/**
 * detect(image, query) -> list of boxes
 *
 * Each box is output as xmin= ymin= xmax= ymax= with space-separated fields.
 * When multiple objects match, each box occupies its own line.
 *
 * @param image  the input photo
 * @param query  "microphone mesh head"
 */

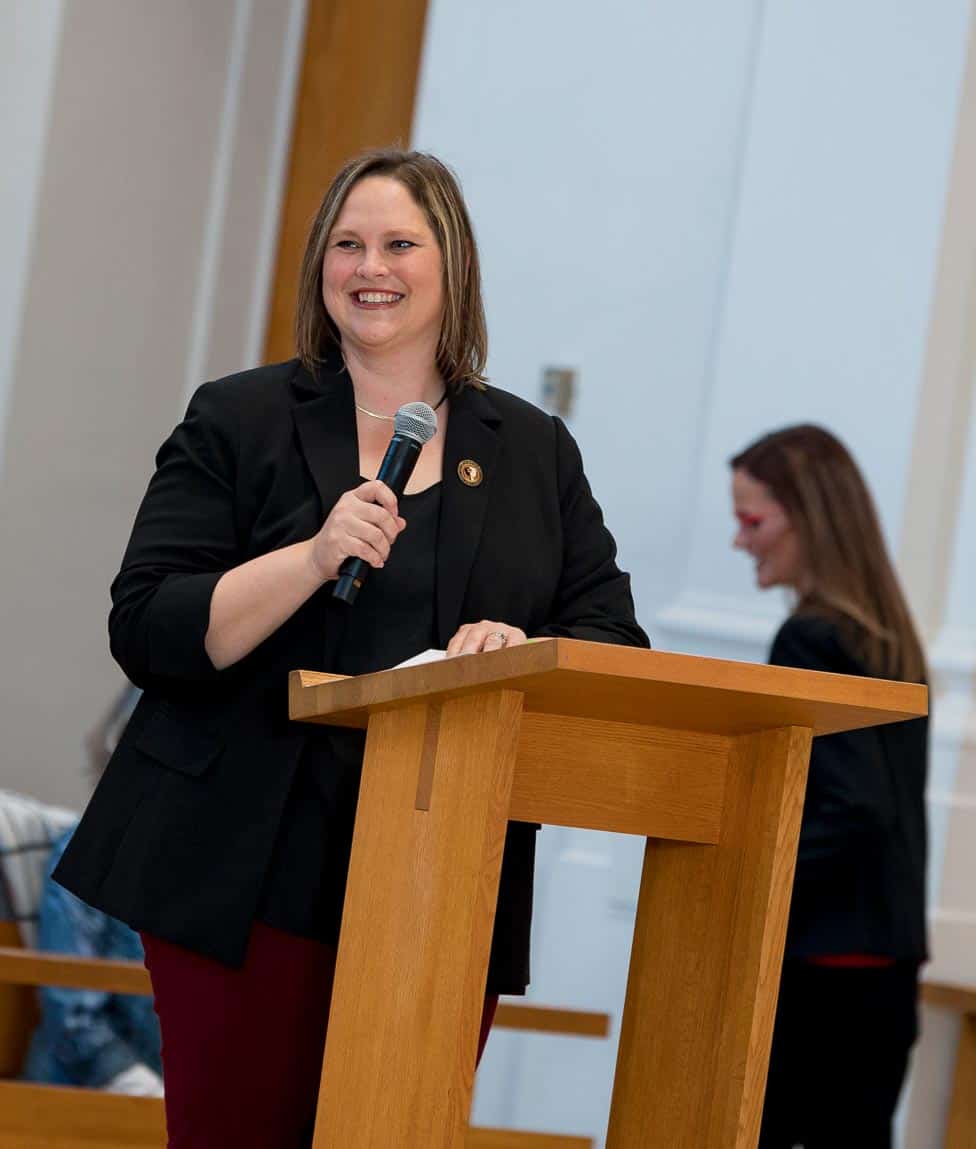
xmin=394 ymin=401 xmax=438 ymax=444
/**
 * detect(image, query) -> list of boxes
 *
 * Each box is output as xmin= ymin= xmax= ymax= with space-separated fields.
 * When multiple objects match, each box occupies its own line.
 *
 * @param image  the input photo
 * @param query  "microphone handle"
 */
xmin=332 ymin=435 xmax=422 ymax=604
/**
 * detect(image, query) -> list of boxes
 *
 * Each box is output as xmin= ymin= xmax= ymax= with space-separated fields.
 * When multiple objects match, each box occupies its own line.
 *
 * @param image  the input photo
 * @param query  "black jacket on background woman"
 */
xmin=54 ymin=358 xmax=648 ymax=993
xmin=769 ymin=613 xmax=928 ymax=962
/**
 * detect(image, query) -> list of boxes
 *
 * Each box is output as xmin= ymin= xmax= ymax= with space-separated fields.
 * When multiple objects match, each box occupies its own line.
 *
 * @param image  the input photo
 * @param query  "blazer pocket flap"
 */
xmin=133 ymin=706 xmax=223 ymax=777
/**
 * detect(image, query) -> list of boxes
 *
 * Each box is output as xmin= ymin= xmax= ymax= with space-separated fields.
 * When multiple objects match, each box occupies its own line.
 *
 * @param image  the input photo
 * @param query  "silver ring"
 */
xmin=488 ymin=631 xmax=508 ymax=647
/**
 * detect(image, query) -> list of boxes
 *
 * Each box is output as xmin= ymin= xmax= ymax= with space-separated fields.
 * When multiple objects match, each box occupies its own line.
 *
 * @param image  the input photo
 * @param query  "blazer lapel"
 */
xmin=290 ymin=361 xmax=359 ymax=668
xmin=436 ymin=386 xmax=502 ymax=645
xmin=291 ymin=362 xmax=359 ymax=516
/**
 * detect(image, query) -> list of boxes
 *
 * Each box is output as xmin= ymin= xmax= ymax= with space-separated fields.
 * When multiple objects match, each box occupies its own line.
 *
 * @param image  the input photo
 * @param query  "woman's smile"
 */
xmin=350 ymin=290 xmax=405 ymax=308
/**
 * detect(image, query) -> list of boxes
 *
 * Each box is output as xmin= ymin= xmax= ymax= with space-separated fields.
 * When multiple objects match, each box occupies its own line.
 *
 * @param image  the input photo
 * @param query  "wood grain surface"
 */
xmin=312 ymin=691 xmax=523 ymax=1148
xmin=263 ymin=0 xmax=430 ymax=363
xmin=605 ymin=725 xmax=812 ymax=1148
xmin=290 ymin=638 xmax=926 ymax=736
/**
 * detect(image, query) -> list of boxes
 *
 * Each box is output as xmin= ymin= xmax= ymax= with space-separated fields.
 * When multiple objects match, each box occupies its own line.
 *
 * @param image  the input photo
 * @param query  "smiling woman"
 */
xmin=294 ymin=150 xmax=487 ymax=395
xmin=52 ymin=148 xmax=649 ymax=1147
xmin=291 ymin=151 xmax=490 ymax=497
xmin=323 ymin=178 xmax=443 ymax=360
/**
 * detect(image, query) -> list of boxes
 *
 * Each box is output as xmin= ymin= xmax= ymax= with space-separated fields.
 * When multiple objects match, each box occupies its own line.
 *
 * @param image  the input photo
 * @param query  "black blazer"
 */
xmin=55 ymin=359 xmax=649 ymax=974
xmin=769 ymin=615 xmax=928 ymax=962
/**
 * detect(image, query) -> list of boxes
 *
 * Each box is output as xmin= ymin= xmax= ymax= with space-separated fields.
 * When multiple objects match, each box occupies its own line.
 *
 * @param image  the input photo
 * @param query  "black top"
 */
xmin=769 ymin=613 xmax=928 ymax=962
xmin=335 ymin=479 xmax=441 ymax=676
xmin=257 ymin=482 xmax=441 ymax=945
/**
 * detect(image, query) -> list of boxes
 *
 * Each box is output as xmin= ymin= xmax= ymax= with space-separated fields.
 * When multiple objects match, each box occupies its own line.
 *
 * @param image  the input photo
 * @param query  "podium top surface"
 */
xmin=289 ymin=638 xmax=926 ymax=737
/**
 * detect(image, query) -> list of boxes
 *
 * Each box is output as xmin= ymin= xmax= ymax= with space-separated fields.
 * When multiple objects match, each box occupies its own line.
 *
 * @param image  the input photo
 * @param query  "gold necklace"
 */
xmin=355 ymin=390 xmax=448 ymax=422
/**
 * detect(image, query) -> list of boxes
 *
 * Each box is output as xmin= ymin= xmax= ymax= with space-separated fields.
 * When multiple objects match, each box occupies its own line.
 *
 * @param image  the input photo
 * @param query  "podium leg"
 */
xmin=312 ymin=690 xmax=524 ymax=1149
xmin=606 ymin=725 xmax=811 ymax=1149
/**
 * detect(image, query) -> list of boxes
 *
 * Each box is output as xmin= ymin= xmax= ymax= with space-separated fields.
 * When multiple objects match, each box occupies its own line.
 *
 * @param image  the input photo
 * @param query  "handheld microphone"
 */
xmin=332 ymin=401 xmax=438 ymax=604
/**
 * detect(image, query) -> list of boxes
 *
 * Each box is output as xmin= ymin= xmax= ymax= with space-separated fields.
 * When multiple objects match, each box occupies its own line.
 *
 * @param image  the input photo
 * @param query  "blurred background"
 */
xmin=1 ymin=1 xmax=974 ymax=1144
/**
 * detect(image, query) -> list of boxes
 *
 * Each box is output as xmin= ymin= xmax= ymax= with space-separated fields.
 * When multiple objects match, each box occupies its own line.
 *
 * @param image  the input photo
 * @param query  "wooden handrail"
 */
xmin=466 ymin=1131 xmax=592 ymax=1149
xmin=494 ymin=1003 xmax=610 ymax=1038
xmin=0 ymin=1081 xmax=164 ymax=1144
xmin=0 ymin=954 xmax=608 ymax=1147
xmin=0 ymin=1083 xmax=595 ymax=1148
xmin=0 ymin=947 xmax=150 ymax=994
xmin=0 ymin=947 xmax=611 ymax=1038
xmin=921 ymin=980 xmax=976 ymax=1014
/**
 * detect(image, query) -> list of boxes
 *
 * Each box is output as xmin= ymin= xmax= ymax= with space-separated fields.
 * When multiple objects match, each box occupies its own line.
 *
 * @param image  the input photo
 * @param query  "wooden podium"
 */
xmin=289 ymin=638 xmax=926 ymax=1149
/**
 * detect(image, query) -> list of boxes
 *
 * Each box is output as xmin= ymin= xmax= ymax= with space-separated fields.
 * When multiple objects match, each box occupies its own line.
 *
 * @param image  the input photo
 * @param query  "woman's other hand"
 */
xmin=311 ymin=479 xmax=406 ymax=581
xmin=446 ymin=621 xmax=528 ymax=656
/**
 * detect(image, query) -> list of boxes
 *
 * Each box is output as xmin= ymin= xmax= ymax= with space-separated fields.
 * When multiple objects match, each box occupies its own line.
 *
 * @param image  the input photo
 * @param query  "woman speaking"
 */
xmin=54 ymin=149 xmax=648 ymax=1147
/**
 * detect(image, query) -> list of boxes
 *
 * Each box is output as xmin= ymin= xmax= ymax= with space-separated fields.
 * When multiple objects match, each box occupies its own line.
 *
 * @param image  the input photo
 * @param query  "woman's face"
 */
xmin=731 ymin=468 xmax=806 ymax=590
xmin=322 ymin=175 xmax=444 ymax=359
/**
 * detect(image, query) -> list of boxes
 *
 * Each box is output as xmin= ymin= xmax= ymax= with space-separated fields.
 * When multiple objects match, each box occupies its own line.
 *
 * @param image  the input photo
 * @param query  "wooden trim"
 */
xmin=0 ymin=946 xmax=611 ymax=1038
xmin=262 ymin=0 xmax=431 ymax=363
xmin=921 ymin=980 xmax=976 ymax=1015
xmin=0 ymin=927 xmax=37 ymax=1077
xmin=0 ymin=1084 xmax=591 ymax=1149
xmin=415 ymin=702 xmax=441 ymax=810
xmin=0 ymin=947 xmax=150 ymax=995
xmin=0 ymin=1081 xmax=164 ymax=1144
xmin=493 ymin=1003 xmax=610 ymax=1039
xmin=945 ymin=1015 xmax=976 ymax=1149
xmin=466 ymin=1131 xmax=593 ymax=1149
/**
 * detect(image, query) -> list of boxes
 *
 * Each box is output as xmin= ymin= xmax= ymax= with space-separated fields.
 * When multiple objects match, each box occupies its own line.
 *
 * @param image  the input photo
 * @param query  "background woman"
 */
xmin=731 ymin=424 xmax=927 ymax=1149
xmin=53 ymin=149 xmax=648 ymax=1148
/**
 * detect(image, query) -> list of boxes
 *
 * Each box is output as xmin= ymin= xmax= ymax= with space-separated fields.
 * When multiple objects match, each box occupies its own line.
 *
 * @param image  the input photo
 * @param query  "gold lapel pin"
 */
xmin=457 ymin=459 xmax=483 ymax=487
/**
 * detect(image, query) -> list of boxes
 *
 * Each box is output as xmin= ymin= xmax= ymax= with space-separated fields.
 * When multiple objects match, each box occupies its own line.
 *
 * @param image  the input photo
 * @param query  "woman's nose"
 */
xmin=357 ymin=247 xmax=388 ymax=279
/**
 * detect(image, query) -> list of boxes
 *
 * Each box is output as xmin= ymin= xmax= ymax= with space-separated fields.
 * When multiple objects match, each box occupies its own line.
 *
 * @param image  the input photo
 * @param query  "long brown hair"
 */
xmin=731 ymin=424 xmax=926 ymax=683
xmin=294 ymin=148 xmax=488 ymax=391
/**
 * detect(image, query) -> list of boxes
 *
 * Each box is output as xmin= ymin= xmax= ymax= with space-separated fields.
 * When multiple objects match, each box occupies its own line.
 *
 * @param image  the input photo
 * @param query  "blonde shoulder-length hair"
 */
xmin=294 ymin=148 xmax=488 ymax=392
xmin=731 ymin=424 xmax=926 ymax=683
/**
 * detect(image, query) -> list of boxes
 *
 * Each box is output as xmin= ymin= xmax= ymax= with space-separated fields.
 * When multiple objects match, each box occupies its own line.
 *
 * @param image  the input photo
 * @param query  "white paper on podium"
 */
xmin=391 ymin=648 xmax=448 ymax=670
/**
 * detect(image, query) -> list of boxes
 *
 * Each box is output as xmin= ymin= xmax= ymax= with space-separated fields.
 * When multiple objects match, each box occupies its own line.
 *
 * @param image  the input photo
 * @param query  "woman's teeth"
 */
xmin=356 ymin=292 xmax=402 ymax=303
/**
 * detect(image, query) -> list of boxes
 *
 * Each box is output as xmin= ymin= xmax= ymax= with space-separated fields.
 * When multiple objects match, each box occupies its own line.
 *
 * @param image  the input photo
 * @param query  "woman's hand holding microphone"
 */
xmin=309 ymin=479 xmax=405 ymax=581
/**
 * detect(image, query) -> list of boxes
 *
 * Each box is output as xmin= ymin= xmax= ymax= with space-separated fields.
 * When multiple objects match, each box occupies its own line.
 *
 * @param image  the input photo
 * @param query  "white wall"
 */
xmin=0 ymin=0 xmax=306 ymax=808
xmin=661 ymin=0 xmax=971 ymax=655
xmin=416 ymin=0 xmax=768 ymax=631
xmin=0 ymin=0 xmax=64 ymax=468
xmin=414 ymin=2 xmax=974 ymax=1145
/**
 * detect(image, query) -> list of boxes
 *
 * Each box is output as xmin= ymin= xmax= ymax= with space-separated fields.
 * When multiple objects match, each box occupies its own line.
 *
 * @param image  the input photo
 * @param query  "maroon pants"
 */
xmin=142 ymin=922 xmax=498 ymax=1149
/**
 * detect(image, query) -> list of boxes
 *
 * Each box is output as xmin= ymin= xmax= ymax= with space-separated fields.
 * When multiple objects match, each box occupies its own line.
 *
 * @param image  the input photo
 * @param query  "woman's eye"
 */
xmin=390 ymin=240 xmax=415 ymax=250
xmin=334 ymin=239 xmax=359 ymax=250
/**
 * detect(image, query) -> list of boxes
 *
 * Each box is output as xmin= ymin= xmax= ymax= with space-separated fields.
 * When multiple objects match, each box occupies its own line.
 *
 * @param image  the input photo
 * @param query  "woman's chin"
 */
xmin=346 ymin=325 xmax=399 ymax=350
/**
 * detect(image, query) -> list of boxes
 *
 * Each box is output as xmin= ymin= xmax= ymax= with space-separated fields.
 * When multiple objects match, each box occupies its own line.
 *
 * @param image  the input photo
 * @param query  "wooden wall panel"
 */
xmin=263 ymin=0 xmax=430 ymax=364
